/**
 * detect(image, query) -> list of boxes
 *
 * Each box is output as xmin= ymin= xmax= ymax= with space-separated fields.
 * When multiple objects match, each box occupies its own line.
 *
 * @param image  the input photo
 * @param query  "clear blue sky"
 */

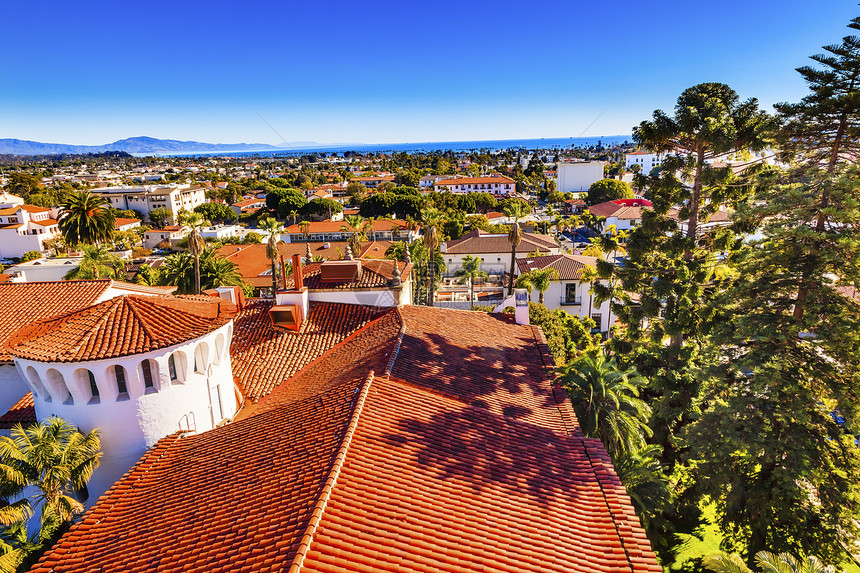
xmin=2 ymin=1 xmax=857 ymax=145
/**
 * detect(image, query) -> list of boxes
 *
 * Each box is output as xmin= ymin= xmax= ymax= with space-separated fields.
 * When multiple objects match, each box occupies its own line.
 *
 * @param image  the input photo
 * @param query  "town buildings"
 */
xmin=91 ymin=183 xmax=207 ymax=223
xmin=440 ymin=229 xmax=561 ymax=275
xmin=625 ymin=151 xmax=664 ymax=174
xmin=433 ymin=175 xmax=515 ymax=195
xmin=0 ymin=203 xmax=61 ymax=259
xmin=556 ymin=160 xmax=605 ymax=193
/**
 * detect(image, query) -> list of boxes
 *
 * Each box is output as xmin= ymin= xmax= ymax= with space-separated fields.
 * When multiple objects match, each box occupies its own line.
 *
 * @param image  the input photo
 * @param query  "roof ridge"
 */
xmin=383 ymin=309 xmax=408 ymax=376
xmin=124 ymin=296 xmax=158 ymax=345
xmin=286 ymin=371 xmax=375 ymax=573
xmin=58 ymin=297 xmax=123 ymax=361
xmin=580 ymin=439 xmax=637 ymax=573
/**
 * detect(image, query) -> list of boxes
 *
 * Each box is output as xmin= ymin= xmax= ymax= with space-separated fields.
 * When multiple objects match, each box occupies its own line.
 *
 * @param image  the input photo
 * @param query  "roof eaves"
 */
xmin=286 ymin=372 xmax=375 ymax=573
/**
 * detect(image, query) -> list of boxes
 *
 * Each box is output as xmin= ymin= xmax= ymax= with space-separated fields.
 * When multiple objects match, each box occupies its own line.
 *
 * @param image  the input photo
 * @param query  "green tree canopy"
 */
xmin=193 ymin=202 xmax=236 ymax=224
xmin=58 ymin=191 xmax=116 ymax=246
xmin=586 ymin=179 xmax=634 ymax=205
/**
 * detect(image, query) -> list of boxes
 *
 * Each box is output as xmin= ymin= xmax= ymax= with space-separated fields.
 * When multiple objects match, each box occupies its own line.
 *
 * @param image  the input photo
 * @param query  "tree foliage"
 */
xmin=58 ymin=191 xmax=116 ymax=246
xmin=586 ymin=178 xmax=634 ymax=205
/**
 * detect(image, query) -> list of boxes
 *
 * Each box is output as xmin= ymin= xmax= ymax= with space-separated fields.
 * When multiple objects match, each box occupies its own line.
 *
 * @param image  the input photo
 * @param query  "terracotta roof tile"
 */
xmin=0 ymin=280 xmax=115 ymax=363
xmin=230 ymin=300 xmax=389 ymax=402
xmin=30 ymin=305 xmax=660 ymax=573
xmin=0 ymin=393 xmax=35 ymax=429
xmin=444 ymin=230 xmax=558 ymax=255
xmin=9 ymin=295 xmax=236 ymax=363
xmin=285 ymin=260 xmax=410 ymax=290
xmin=516 ymin=253 xmax=598 ymax=280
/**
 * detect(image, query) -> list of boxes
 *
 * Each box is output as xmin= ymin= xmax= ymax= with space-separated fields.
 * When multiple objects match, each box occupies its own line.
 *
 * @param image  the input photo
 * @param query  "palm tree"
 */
xmin=259 ymin=217 xmax=282 ymax=297
xmin=345 ymin=214 xmax=367 ymax=256
xmin=556 ymin=351 xmax=651 ymax=459
xmin=524 ymin=267 xmax=559 ymax=305
xmin=422 ymin=208 xmax=445 ymax=306
xmin=180 ymin=212 xmax=206 ymax=294
xmin=515 ymin=273 xmax=534 ymax=301
xmin=298 ymin=220 xmax=311 ymax=241
xmin=58 ymin=191 xmax=116 ymax=247
xmin=199 ymin=250 xmax=244 ymax=290
xmin=504 ymin=202 xmax=528 ymax=295
xmin=160 ymin=252 xmax=195 ymax=293
xmin=611 ymin=444 xmax=672 ymax=530
xmin=0 ymin=418 xmax=100 ymax=548
xmin=63 ymin=245 xmax=125 ymax=280
xmin=704 ymin=551 xmax=835 ymax=573
xmin=453 ymin=255 xmax=488 ymax=309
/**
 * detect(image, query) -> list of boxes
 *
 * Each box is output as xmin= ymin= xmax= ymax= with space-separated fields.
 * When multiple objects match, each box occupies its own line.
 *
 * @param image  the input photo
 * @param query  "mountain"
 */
xmin=0 ymin=136 xmax=282 ymax=156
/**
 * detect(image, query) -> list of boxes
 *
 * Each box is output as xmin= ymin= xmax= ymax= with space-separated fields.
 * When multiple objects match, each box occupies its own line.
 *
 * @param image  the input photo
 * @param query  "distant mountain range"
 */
xmin=0 ymin=136 xmax=289 ymax=156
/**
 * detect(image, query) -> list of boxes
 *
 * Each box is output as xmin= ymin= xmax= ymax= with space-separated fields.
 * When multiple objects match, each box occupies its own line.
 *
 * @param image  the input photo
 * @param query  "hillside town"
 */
xmin=0 ymin=8 xmax=859 ymax=573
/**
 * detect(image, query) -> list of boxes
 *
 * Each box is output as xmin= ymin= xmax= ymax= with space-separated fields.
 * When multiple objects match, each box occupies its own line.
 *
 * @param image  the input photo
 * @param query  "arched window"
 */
xmin=168 ymin=352 xmax=187 ymax=384
xmin=75 ymin=368 xmax=99 ymax=403
xmin=140 ymin=359 xmax=158 ymax=393
xmin=194 ymin=343 xmax=209 ymax=375
xmin=214 ymin=334 xmax=224 ymax=366
xmin=25 ymin=365 xmax=46 ymax=401
xmin=46 ymin=368 xmax=72 ymax=404
xmin=110 ymin=365 xmax=129 ymax=400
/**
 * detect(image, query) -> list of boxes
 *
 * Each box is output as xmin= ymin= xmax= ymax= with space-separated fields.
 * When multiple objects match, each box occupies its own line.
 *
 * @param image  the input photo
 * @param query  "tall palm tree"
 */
xmin=704 ymin=551 xmax=835 ymax=573
xmin=259 ymin=217 xmax=283 ymax=297
xmin=524 ymin=267 xmax=559 ymax=305
xmin=180 ymin=212 xmax=206 ymax=294
xmin=422 ymin=208 xmax=445 ymax=306
xmin=504 ymin=202 xmax=528 ymax=295
xmin=556 ymin=351 xmax=651 ymax=459
xmin=199 ymin=250 xmax=244 ymax=290
xmin=63 ymin=245 xmax=125 ymax=280
xmin=0 ymin=417 xmax=100 ymax=539
xmin=345 ymin=214 xmax=367 ymax=256
xmin=160 ymin=252 xmax=195 ymax=293
xmin=453 ymin=255 xmax=488 ymax=309
xmin=58 ymin=191 xmax=116 ymax=246
xmin=298 ymin=220 xmax=311 ymax=241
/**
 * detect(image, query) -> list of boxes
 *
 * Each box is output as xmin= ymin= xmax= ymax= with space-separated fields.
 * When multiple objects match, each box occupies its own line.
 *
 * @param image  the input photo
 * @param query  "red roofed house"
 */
xmin=229 ymin=196 xmax=265 ymax=217
xmin=143 ymin=225 xmax=189 ymax=250
xmin=433 ymin=174 xmax=515 ymax=195
xmin=516 ymin=253 xmax=615 ymax=332
xmin=441 ymin=229 xmax=561 ymax=275
xmin=17 ymin=280 xmax=662 ymax=573
xmin=114 ymin=217 xmax=141 ymax=232
xmin=283 ymin=219 xmax=418 ymax=243
xmin=0 ymin=204 xmax=61 ymax=259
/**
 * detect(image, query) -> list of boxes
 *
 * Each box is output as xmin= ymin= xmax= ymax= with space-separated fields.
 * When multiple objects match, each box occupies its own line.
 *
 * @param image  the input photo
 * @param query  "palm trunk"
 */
xmin=194 ymin=254 xmax=201 ymax=294
xmin=428 ymin=252 xmax=435 ymax=306
xmin=538 ymin=290 xmax=544 ymax=305
xmin=507 ymin=244 xmax=517 ymax=295
xmin=469 ymin=277 xmax=474 ymax=310
xmin=271 ymin=259 xmax=277 ymax=298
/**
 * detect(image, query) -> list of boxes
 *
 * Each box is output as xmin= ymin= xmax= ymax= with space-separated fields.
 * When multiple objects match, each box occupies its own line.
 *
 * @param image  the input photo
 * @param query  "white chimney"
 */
xmin=492 ymin=288 xmax=530 ymax=325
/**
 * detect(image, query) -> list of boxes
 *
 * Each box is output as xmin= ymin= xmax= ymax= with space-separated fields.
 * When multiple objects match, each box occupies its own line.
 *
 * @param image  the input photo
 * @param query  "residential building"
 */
xmin=433 ymin=175 xmax=515 ymax=195
xmin=0 ymin=192 xmax=25 ymax=209
xmin=199 ymin=224 xmax=240 ymax=241
xmin=114 ymin=217 xmax=141 ymax=232
xmin=587 ymin=198 xmax=653 ymax=231
xmin=0 ymin=205 xmax=61 ymax=259
xmin=230 ymin=197 xmax=265 ymax=217
xmin=440 ymin=229 xmax=561 ymax=275
xmin=142 ymin=225 xmax=189 ymax=250
xmin=557 ymin=160 xmax=606 ymax=192
xmin=625 ymin=151 xmax=665 ymax=174
xmin=91 ymin=183 xmax=207 ymax=224
xmin=419 ymin=174 xmax=448 ymax=189
xmin=350 ymin=174 xmax=394 ymax=188
xmin=2 ymin=257 xmax=83 ymax=282
xmin=516 ymin=254 xmax=614 ymax=332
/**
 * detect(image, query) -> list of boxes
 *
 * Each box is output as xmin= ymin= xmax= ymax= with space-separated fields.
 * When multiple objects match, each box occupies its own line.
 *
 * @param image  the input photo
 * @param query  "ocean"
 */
xmin=152 ymin=135 xmax=633 ymax=158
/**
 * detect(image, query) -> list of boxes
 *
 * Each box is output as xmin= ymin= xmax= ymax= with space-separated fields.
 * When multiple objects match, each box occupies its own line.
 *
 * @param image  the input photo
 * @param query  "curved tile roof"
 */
xmin=9 ymin=295 xmax=236 ymax=363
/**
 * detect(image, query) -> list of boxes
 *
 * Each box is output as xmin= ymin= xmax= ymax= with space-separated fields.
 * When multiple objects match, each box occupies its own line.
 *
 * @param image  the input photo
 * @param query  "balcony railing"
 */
xmin=559 ymin=297 xmax=582 ymax=306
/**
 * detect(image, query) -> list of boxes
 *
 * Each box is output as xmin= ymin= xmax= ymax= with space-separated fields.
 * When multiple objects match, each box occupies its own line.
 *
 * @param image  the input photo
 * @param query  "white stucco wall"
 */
xmin=12 ymin=321 xmax=237 ymax=501
xmin=557 ymin=162 xmax=605 ymax=193
xmin=0 ymin=364 xmax=30 ymax=414
xmin=526 ymin=280 xmax=614 ymax=332
xmin=309 ymin=287 xmax=407 ymax=308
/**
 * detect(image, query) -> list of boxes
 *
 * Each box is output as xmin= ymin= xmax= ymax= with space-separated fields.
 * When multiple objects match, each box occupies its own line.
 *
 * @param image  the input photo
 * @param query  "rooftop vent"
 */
xmin=320 ymin=260 xmax=362 ymax=283
xmin=269 ymin=304 xmax=302 ymax=332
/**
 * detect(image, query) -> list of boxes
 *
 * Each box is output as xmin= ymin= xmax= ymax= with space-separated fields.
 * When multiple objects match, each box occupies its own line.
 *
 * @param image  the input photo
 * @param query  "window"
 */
xmin=168 ymin=354 xmax=178 ymax=381
xmin=115 ymin=365 xmax=128 ymax=396
xmin=565 ymin=284 xmax=578 ymax=304
xmin=88 ymin=370 xmax=99 ymax=401
xmin=142 ymin=360 xmax=154 ymax=389
xmin=591 ymin=314 xmax=603 ymax=331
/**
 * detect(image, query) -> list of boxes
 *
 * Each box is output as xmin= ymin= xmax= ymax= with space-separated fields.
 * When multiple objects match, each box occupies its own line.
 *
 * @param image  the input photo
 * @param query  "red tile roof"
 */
xmin=283 ymin=219 xmax=409 ymax=234
xmin=9 ymin=295 xmax=236 ymax=363
xmin=230 ymin=300 xmax=389 ymax=401
xmin=31 ymin=306 xmax=660 ymax=573
xmin=0 ymin=393 xmax=35 ymax=429
xmin=114 ymin=217 xmax=141 ymax=228
xmin=516 ymin=253 xmax=598 ymax=280
xmin=0 ymin=280 xmax=119 ymax=363
xmin=444 ymin=230 xmax=558 ymax=255
xmin=32 ymin=218 xmax=59 ymax=227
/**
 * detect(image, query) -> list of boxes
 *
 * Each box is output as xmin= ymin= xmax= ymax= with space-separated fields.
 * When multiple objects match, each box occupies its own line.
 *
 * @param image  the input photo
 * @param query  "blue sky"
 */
xmin=2 ymin=1 xmax=857 ymax=145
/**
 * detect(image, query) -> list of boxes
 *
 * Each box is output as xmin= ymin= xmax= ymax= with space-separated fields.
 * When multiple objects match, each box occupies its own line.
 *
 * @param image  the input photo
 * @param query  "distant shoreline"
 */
xmin=144 ymin=135 xmax=633 ymax=158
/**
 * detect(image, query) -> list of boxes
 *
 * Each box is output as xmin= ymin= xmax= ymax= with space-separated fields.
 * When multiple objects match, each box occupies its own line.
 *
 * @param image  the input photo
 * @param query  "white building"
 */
xmin=200 ymin=224 xmax=241 ymax=241
xmin=557 ymin=161 xmax=606 ymax=193
xmin=143 ymin=225 xmax=189 ymax=250
xmin=0 ymin=205 xmax=61 ymax=259
xmin=625 ymin=151 xmax=664 ymax=174
xmin=433 ymin=175 xmax=515 ymax=196
xmin=91 ymin=183 xmax=207 ymax=224
xmin=440 ymin=230 xmax=561 ymax=275
xmin=8 ymin=293 xmax=239 ymax=497
xmin=515 ymin=254 xmax=615 ymax=333
xmin=2 ymin=257 xmax=84 ymax=282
